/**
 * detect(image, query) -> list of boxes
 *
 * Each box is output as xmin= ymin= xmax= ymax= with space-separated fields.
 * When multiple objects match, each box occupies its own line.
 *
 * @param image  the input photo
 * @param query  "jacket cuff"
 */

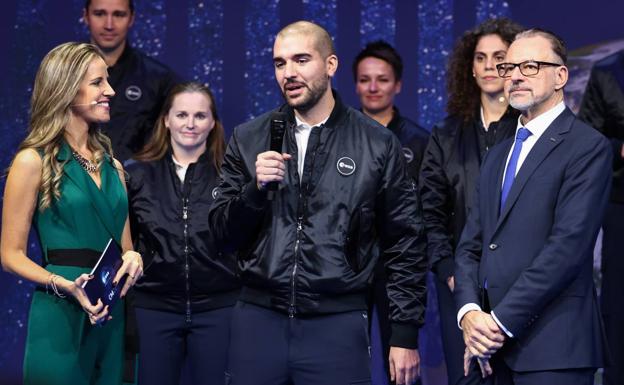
xmin=433 ymin=257 xmax=455 ymax=282
xmin=242 ymin=179 xmax=268 ymax=210
xmin=389 ymin=322 xmax=419 ymax=349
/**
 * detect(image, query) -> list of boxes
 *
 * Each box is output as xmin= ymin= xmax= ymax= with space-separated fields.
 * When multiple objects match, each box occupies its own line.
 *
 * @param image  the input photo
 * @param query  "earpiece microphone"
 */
xmin=70 ymin=101 xmax=99 ymax=107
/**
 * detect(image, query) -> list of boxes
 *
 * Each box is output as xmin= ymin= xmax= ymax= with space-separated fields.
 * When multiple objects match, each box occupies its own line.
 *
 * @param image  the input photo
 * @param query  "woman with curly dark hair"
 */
xmin=419 ymin=18 xmax=523 ymax=385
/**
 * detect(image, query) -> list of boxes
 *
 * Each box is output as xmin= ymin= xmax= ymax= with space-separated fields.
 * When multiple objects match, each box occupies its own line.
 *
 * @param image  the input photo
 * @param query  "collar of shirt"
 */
xmin=480 ymin=106 xmax=488 ymax=132
xmin=515 ymin=101 xmax=566 ymax=142
xmin=293 ymin=115 xmax=329 ymax=181
xmin=503 ymin=101 xmax=566 ymax=180
xmin=171 ymin=154 xmax=188 ymax=183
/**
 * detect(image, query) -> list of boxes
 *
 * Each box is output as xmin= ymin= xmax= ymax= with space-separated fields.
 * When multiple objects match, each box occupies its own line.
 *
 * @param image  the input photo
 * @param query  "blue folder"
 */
xmin=82 ymin=238 xmax=126 ymax=307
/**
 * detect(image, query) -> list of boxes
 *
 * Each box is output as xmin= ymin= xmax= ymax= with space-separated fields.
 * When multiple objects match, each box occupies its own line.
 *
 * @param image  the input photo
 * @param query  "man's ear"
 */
xmin=326 ymin=54 xmax=338 ymax=78
xmin=554 ymin=65 xmax=568 ymax=91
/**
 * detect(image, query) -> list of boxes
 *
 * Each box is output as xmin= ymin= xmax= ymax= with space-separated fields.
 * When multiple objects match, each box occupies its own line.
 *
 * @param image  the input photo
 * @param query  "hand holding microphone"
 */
xmin=256 ymin=112 xmax=291 ymax=196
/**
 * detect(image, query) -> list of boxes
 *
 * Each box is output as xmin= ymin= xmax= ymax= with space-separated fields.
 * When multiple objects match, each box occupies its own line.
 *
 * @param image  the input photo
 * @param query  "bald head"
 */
xmin=277 ymin=21 xmax=335 ymax=59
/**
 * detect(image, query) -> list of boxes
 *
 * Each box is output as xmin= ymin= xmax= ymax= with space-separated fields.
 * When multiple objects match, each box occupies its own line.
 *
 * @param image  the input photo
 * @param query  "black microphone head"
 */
xmin=270 ymin=112 xmax=287 ymax=153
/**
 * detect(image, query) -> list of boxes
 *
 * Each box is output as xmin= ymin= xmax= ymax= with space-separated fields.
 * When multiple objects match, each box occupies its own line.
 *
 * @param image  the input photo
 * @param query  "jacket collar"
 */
xmin=165 ymin=147 xmax=213 ymax=168
xmin=280 ymin=89 xmax=347 ymax=129
xmin=110 ymin=42 xmax=133 ymax=70
xmin=386 ymin=107 xmax=403 ymax=136
xmin=493 ymin=107 xmax=574 ymax=231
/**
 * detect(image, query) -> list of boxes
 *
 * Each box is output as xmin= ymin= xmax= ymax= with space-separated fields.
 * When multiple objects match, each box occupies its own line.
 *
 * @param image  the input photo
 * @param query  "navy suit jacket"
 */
xmin=454 ymin=107 xmax=612 ymax=371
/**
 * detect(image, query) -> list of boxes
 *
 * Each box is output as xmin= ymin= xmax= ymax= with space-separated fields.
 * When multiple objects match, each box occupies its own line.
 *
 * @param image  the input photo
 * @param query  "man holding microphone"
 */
xmin=209 ymin=21 xmax=427 ymax=385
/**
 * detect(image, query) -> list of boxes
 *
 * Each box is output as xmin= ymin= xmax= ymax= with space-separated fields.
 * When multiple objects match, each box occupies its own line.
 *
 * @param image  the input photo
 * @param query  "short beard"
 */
xmin=509 ymin=96 xmax=534 ymax=111
xmin=283 ymin=78 xmax=329 ymax=112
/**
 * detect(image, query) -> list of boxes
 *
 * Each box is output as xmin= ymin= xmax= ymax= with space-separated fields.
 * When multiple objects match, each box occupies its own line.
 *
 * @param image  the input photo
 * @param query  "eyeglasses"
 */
xmin=496 ymin=60 xmax=562 ymax=78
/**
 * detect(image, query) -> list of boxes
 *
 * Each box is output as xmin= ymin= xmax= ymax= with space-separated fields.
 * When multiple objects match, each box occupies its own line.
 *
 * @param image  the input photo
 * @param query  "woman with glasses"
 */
xmin=419 ymin=18 xmax=523 ymax=385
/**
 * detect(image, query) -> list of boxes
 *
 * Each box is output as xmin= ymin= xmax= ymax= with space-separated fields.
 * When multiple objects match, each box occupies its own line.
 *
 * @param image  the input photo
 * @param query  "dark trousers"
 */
xmin=469 ymin=355 xmax=595 ymax=385
xmin=435 ymin=278 xmax=484 ymax=385
xmin=226 ymin=301 xmax=372 ymax=385
xmin=602 ymin=202 xmax=624 ymax=385
xmin=135 ymin=306 xmax=233 ymax=385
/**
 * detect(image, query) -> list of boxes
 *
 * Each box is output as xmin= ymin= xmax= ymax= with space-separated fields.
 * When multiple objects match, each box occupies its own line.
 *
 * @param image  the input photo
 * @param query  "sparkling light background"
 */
xmin=360 ymin=0 xmax=396 ymax=46
xmin=476 ymin=0 xmax=511 ymax=23
xmin=0 ymin=1 xmax=524 ymax=383
xmin=188 ymin=0 xmax=225 ymax=105
xmin=244 ymin=0 xmax=282 ymax=120
xmin=416 ymin=0 xmax=453 ymax=128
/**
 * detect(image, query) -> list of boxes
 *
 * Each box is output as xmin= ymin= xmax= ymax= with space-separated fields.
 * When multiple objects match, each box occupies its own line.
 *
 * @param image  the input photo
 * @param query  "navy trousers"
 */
xmin=467 ymin=355 xmax=596 ymax=385
xmin=135 ymin=306 xmax=233 ymax=385
xmin=226 ymin=301 xmax=372 ymax=385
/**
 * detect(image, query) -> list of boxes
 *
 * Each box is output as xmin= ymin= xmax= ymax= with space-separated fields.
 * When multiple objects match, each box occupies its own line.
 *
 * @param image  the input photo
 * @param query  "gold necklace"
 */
xmin=71 ymin=150 xmax=98 ymax=173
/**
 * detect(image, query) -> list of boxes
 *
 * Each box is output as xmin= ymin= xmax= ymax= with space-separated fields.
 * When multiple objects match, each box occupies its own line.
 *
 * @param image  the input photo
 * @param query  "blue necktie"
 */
xmin=500 ymin=127 xmax=532 ymax=210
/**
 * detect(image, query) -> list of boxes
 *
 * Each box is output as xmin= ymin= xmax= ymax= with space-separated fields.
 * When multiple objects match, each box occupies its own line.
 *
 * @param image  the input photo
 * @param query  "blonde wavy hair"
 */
xmin=16 ymin=42 xmax=114 ymax=210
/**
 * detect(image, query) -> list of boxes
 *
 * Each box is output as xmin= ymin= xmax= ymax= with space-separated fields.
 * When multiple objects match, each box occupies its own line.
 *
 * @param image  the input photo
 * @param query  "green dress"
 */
xmin=23 ymin=142 xmax=128 ymax=385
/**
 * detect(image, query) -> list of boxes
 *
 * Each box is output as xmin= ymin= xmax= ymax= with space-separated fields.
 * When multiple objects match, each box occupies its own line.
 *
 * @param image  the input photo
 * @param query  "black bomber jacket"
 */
xmin=208 ymin=91 xmax=427 ymax=348
xmin=126 ymin=151 xmax=240 ymax=315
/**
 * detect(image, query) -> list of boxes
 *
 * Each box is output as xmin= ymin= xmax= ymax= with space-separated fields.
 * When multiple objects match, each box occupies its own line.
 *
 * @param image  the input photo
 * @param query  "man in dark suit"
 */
xmin=454 ymin=29 xmax=611 ymax=384
xmin=578 ymin=48 xmax=624 ymax=385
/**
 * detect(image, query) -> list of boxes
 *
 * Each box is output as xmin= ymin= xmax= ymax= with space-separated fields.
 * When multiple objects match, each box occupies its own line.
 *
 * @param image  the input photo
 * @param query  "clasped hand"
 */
xmin=460 ymin=310 xmax=505 ymax=378
xmin=58 ymin=250 xmax=143 ymax=325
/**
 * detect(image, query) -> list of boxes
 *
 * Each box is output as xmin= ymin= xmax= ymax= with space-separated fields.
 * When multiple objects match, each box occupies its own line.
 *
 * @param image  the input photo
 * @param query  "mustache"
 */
xmin=508 ymin=84 xmax=531 ymax=92
xmin=284 ymin=79 xmax=306 ymax=87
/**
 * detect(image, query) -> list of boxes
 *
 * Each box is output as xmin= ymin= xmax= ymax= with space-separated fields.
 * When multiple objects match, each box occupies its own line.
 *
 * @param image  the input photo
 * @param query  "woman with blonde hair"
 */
xmin=126 ymin=82 xmax=238 ymax=385
xmin=1 ymin=42 xmax=143 ymax=385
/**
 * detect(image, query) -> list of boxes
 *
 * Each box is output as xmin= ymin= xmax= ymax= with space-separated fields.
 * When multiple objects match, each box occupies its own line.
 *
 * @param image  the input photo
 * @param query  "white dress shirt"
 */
xmin=457 ymin=101 xmax=567 ymax=337
xmin=294 ymin=115 xmax=329 ymax=181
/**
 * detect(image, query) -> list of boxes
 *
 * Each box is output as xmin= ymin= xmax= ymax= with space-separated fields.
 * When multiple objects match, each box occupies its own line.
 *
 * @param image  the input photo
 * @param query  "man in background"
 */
xmin=83 ymin=0 xmax=178 ymax=161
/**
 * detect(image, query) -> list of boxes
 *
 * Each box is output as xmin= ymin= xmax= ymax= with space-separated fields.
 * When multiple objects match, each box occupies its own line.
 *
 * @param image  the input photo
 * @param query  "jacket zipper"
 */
xmin=182 ymin=196 xmax=191 ymax=323
xmin=290 ymin=213 xmax=303 ymax=318
xmin=289 ymin=120 xmax=304 ymax=318
xmin=288 ymin=124 xmax=321 ymax=318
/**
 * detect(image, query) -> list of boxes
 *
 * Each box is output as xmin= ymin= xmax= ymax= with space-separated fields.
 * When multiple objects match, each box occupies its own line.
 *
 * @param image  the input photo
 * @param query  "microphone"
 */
xmin=267 ymin=112 xmax=287 ymax=197
xmin=71 ymin=101 xmax=99 ymax=107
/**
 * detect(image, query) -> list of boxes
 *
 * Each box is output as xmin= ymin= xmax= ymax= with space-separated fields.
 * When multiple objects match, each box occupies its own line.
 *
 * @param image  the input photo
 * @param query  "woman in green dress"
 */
xmin=0 ymin=42 xmax=143 ymax=385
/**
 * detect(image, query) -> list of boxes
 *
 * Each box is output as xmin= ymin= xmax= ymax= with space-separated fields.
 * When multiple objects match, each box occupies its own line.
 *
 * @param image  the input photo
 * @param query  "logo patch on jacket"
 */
xmin=211 ymin=187 xmax=219 ymax=199
xmin=336 ymin=157 xmax=356 ymax=176
xmin=125 ymin=85 xmax=142 ymax=101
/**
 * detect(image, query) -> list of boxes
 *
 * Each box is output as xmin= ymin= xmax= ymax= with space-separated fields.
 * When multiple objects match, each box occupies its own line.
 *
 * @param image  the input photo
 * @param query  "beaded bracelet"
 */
xmin=47 ymin=274 xmax=66 ymax=298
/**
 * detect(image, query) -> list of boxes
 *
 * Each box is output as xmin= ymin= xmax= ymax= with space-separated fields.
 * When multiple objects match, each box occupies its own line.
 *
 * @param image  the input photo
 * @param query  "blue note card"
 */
xmin=82 ymin=239 xmax=126 ymax=307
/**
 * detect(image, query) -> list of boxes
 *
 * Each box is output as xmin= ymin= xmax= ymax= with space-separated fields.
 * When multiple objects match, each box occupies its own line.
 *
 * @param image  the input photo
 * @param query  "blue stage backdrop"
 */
xmin=0 ymin=1 xmax=622 ymax=383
